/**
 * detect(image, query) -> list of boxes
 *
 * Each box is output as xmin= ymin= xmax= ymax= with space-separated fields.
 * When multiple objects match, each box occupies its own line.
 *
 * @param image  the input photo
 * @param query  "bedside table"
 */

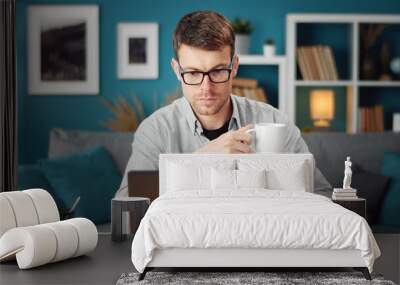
xmin=111 ymin=197 xmax=150 ymax=242
xmin=332 ymin=198 xmax=366 ymax=219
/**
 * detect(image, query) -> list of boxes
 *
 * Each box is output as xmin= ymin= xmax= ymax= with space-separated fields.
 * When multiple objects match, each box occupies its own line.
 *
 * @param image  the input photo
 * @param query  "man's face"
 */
xmin=171 ymin=44 xmax=239 ymax=116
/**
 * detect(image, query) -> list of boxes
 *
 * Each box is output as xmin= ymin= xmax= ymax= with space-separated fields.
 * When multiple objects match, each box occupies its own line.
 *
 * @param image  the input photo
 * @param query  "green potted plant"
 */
xmin=263 ymin=38 xmax=276 ymax=58
xmin=231 ymin=17 xmax=254 ymax=55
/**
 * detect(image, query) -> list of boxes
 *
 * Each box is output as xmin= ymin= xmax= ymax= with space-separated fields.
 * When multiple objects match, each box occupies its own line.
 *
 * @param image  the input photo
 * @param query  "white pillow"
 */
xmin=236 ymin=169 xmax=267 ymax=189
xmin=211 ymin=168 xmax=268 ymax=190
xmin=167 ymin=160 xmax=235 ymax=192
xmin=238 ymin=159 xmax=308 ymax=191
xmin=211 ymin=168 xmax=236 ymax=190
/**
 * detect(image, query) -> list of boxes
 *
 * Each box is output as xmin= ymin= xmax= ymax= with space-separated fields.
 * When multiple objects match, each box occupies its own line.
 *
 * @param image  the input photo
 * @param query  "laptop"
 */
xmin=127 ymin=170 xmax=159 ymax=202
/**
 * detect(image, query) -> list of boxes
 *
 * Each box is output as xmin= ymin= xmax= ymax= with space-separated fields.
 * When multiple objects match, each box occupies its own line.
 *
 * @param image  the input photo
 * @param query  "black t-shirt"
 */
xmin=202 ymin=120 xmax=230 ymax=141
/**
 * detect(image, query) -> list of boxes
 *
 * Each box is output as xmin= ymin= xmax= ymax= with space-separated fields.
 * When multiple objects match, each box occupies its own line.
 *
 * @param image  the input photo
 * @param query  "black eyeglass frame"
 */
xmin=177 ymin=59 xmax=234 ymax=85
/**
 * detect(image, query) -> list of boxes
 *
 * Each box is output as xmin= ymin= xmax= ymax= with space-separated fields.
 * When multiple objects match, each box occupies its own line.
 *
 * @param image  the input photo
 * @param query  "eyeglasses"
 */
xmin=178 ymin=60 xmax=233 ymax=85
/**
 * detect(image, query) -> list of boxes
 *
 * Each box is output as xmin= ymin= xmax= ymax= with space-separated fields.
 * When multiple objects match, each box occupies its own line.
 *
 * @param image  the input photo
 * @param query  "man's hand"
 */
xmin=195 ymin=124 xmax=254 ymax=154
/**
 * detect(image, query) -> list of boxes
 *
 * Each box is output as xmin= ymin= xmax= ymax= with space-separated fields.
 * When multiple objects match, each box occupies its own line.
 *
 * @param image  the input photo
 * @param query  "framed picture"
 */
xmin=27 ymin=5 xmax=99 ymax=95
xmin=117 ymin=23 xmax=158 ymax=79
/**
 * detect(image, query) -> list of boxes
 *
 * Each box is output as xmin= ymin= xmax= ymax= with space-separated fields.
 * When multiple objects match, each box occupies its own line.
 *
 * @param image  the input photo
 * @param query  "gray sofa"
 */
xmin=47 ymin=128 xmax=400 ymax=282
xmin=303 ymin=131 xmax=400 ymax=191
xmin=48 ymin=128 xmax=400 ymax=230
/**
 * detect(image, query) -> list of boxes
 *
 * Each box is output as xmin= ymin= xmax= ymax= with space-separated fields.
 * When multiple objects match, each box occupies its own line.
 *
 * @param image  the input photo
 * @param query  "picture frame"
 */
xmin=117 ymin=23 xmax=159 ymax=79
xmin=27 ymin=5 xmax=99 ymax=95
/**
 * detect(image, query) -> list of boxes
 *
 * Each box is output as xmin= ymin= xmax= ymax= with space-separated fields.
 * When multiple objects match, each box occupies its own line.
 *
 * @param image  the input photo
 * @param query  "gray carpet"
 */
xmin=116 ymin=271 xmax=396 ymax=285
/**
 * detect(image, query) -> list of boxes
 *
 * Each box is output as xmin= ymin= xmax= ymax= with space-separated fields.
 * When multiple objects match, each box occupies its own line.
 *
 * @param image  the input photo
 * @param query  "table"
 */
xmin=332 ymin=198 xmax=367 ymax=219
xmin=111 ymin=197 xmax=150 ymax=242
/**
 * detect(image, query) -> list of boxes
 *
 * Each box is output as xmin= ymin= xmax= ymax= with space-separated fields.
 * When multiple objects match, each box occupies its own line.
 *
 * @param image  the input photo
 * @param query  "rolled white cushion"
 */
xmin=0 ymin=191 xmax=39 ymax=227
xmin=0 ymin=196 xmax=17 ymax=237
xmin=0 ymin=226 xmax=57 ymax=269
xmin=23 ymin=189 xmax=60 ymax=224
xmin=0 ymin=218 xmax=97 ymax=269
xmin=65 ymin=218 xmax=98 ymax=257
xmin=42 ymin=221 xmax=79 ymax=262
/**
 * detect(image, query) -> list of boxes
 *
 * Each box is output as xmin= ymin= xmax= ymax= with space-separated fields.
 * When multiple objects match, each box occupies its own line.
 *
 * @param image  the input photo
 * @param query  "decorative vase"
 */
xmin=235 ymin=34 xmax=250 ymax=55
xmin=263 ymin=44 xmax=276 ymax=57
xmin=390 ymin=57 xmax=400 ymax=79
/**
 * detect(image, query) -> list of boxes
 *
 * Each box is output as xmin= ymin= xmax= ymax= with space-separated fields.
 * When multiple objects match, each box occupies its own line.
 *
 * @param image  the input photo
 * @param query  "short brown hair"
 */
xmin=173 ymin=11 xmax=235 ymax=60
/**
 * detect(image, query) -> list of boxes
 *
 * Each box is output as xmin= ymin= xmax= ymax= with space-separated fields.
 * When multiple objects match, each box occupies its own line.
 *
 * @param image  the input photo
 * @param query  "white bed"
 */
xmin=131 ymin=154 xmax=380 ymax=280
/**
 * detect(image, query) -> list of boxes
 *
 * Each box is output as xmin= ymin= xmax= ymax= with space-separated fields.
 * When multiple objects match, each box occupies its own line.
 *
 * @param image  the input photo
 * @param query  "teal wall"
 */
xmin=17 ymin=0 xmax=400 ymax=164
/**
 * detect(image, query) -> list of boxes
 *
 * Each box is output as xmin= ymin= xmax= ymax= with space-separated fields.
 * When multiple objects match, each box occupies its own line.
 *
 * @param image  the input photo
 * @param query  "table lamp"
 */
xmin=310 ymin=89 xmax=335 ymax=128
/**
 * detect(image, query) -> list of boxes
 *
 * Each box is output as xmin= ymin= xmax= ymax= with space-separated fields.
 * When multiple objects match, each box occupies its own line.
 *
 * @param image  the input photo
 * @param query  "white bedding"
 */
xmin=131 ymin=190 xmax=380 ymax=273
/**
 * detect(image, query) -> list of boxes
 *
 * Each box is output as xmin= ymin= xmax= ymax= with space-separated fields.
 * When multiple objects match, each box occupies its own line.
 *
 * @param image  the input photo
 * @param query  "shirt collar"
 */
xmin=177 ymin=94 xmax=242 ymax=135
xmin=177 ymin=96 xmax=200 ymax=135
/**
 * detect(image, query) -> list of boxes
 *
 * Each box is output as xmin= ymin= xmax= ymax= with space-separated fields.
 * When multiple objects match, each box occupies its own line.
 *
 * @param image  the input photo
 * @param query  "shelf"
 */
xmin=287 ymin=13 xmax=400 ymax=133
xmin=295 ymin=80 xmax=353 ymax=87
xmin=357 ymin=81 xmax=400 ymax=87
xmin=239 ymin=55 xmax=286 ymax=65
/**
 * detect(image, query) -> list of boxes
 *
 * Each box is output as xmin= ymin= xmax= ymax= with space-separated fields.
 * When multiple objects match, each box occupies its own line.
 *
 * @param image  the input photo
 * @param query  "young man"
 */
xmin=117 ymin=10 xmax=331 ymax=197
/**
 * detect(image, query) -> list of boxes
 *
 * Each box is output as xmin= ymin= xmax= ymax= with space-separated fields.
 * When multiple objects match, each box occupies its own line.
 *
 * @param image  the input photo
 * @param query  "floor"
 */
xmin=0 ymin=233 xmax=133 ymax=285
xmin=1 ymin=226 xmax=398 ymax=284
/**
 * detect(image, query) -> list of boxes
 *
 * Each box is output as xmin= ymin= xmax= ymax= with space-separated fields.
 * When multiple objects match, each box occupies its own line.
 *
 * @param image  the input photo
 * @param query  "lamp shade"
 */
xmin=310 ymin=90 xmax=335 ymax=120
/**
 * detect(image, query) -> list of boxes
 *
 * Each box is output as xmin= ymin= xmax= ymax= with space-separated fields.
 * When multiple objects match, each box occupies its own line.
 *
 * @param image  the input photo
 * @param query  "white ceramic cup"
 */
xmin=246 ymin=123 xmax=286 ymax=153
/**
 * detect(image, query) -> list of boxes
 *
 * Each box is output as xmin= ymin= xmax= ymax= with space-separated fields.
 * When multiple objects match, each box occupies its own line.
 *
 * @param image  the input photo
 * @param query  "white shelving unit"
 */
xmin=238 ymin=55 xmax=287 ymax=113
xmin=286 ymin=14 xmax=400 ymax=133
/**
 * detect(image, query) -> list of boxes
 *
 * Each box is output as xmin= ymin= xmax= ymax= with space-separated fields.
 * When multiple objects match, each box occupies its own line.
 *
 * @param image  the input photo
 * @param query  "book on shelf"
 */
xmin=332 ymin=187 xmax=358 ymax=200
xmin=332 ymin=194 xmax=359 ymax=200
xmin=333 ymin=188 xmax=357 ymax=193
xmin=232 ymin=77 xmax=268 ymax=103
xmin=296 ymin=45 xmax=339 ymax=81
xmin=333 ymin=192 xmax=358 ymax=197
xmin=358 ymin=105 xmax=384 ymax=132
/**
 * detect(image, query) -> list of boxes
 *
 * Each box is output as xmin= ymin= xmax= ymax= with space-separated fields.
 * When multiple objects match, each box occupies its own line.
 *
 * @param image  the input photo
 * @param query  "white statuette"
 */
xmin=343 ymin=156 xmax=353 ymax=190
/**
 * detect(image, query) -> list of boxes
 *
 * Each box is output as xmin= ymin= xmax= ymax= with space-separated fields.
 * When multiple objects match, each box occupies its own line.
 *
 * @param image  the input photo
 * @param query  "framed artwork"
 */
xmin=27 ymin=5 xmax=99 ymax=95
xmin=117 ymin=23 xmax=159 ymax=79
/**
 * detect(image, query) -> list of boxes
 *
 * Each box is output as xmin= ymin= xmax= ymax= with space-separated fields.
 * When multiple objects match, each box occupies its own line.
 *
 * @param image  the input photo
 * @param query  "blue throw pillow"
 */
xmin=18 ymin=164 xmax=52 ymax=190
xmin=39 ymin=146 xmax=121 ymax=224
xmin=18 ymin=164 xmax=64 ymax=207
xmin=379 ymin=151 xmax=400 ymax=227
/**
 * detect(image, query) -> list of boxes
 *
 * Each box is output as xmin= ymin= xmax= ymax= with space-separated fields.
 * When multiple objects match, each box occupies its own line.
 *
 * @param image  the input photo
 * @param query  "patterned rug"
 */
xmin=116 ymin=271 xmax=396 ymax=285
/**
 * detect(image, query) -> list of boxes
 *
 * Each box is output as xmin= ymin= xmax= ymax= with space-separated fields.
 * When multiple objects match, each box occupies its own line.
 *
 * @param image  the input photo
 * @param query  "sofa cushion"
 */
xmin=351 ymin=164 xmax=390 ymax=224
xmin=39 ymin=146 xmax=121 ymax=224
xmin=48 ymin=128 xmax=133 ymax=175
xmin=378 ymin=151 xmax=400 ymax=227
xmin=18 ymin=164 xmax=63 ymax=207
xmin=18 ymin=164 xmax=52 ymax=191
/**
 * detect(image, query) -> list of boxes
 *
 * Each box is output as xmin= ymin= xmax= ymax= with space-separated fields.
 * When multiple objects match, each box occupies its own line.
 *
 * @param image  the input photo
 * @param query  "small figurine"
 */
xmin=343 ymin=156 xmax=353 ymax=189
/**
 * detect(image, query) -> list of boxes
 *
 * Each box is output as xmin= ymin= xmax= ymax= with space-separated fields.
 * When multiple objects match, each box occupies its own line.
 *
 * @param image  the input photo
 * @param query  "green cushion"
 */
xmin=378 ymin=151 xmax=400 ymax=227
xmin=39 ymin=146 xmax=121 ymax=224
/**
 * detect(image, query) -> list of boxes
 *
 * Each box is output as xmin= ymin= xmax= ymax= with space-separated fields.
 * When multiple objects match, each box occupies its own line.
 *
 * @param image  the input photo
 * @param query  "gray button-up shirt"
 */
xmin=117 ymin=95 xmax=331 ymax=197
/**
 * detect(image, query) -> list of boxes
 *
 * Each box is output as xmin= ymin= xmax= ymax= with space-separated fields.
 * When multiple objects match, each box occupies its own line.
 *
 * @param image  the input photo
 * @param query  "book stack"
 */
xmin=296 ymin=45 xmax=339 ymax=80
xmin=358 ymin=105 xmax=385 ymax=132
xmin=232 ymin=77 xmax=268 ymax=103
xmin=332 ymin=188 xmax=358 ymax=200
